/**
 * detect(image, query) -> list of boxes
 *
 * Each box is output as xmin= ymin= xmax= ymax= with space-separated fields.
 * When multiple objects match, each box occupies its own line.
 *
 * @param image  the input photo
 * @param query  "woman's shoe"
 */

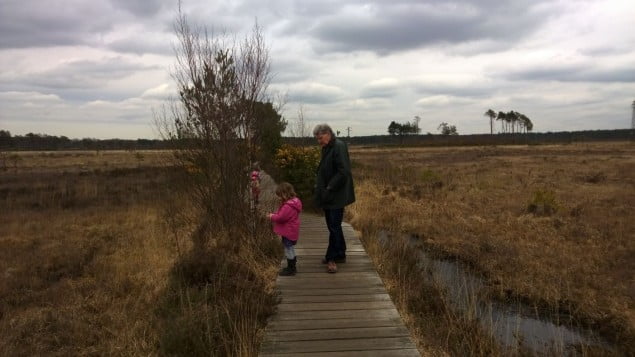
xmin=327 ymin=262 xmax=337 ymax=273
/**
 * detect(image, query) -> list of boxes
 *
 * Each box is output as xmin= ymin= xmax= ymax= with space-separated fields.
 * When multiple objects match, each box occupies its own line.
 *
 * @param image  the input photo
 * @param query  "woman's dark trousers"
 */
xmin=324 ymin=208 xmax=346 ymax=261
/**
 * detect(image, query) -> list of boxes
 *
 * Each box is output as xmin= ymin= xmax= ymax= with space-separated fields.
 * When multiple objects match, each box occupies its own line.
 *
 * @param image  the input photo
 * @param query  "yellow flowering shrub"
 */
xmin=274 ymin=144 xmax=320 ymax=202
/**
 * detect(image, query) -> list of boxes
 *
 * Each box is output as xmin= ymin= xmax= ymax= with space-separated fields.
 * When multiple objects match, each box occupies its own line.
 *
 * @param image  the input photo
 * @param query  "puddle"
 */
xmin=377 ymin=231 xmax=613 ymax=355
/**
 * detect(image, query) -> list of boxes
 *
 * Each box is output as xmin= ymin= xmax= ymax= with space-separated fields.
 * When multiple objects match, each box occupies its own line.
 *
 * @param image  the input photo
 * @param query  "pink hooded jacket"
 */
xmin=270 ymin=197 xmax=302 ymax=241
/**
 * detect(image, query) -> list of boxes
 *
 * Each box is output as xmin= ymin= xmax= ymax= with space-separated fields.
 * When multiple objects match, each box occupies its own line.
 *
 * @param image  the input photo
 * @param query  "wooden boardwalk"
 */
xmin=259 ymin=212 xmax=420 ymax=356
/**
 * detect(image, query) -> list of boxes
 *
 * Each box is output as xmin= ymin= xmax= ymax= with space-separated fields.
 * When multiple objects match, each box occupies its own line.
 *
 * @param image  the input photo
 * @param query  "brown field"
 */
xmin=0 ymin=150 xmax=278 ymax=356
xmin=347 ymin=141 xmax=635 ymax=353
xmin=2 ymin=143 xmax=633 ymax=355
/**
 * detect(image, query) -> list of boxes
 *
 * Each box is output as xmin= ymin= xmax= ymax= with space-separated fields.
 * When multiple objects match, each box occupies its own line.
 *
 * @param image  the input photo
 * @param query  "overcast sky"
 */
xmin=1 ymin=0 xmax=634 ymax=139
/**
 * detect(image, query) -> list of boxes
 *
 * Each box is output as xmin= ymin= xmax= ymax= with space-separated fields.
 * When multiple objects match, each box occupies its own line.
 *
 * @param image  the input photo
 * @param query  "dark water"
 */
xmin=376 ymin=231 xmax=613 ymax=355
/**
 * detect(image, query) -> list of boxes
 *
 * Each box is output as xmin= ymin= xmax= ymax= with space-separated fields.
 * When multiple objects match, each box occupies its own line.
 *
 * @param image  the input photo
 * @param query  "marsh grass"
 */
xmin=0 ymin=150 xmax=279 ymax=356
xmin=348 ymin=142 xmax=635 ymax=355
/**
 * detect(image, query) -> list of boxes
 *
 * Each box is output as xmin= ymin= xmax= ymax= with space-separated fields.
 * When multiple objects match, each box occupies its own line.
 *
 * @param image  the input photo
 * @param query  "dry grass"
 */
xmin=0 ymin=150 xmax=280 ymax=356
xmin=0 ymin=151 xmax=174 ymax=355
xmin=347 ymin=141 xmax=635 ymax=353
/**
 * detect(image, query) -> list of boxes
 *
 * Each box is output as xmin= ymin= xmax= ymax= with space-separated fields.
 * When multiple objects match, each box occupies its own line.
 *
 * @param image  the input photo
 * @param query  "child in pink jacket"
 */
xmin=250 ymin=162 xmax=261 ymax=205
xmin=268 ymin=182 xmax=302 ymax=276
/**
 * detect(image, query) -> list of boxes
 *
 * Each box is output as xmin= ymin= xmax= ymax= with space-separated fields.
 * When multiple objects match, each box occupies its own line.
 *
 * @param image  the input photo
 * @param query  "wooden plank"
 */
xmin=288 ymin=264 xmax=376 ymax=273
xmin=261 ymin=350 xmax=421 ymax=357
xmin=276 ymin=272 xmax=383 ymax=280
xmin=261 ymin=336 xmax=415 ymax=354
xmin=280 ymin=293 xmax=392 ymax=304
xmin=277 ymin=300 xmax=397 ymax=312
xmin=289 ymin=257 xmax=373 ymax=265
xmin=270 ymin=309 xmax=400 ymax=321
xmin=264 ymin=326 xmax=411 ymax=342
xmin=267 ymin=317 xmax=405 ymax=331
xmin=275 ymin=278 xmax=384 ymax=289
xmin=277 ymin=287 xmax=388 ymax=296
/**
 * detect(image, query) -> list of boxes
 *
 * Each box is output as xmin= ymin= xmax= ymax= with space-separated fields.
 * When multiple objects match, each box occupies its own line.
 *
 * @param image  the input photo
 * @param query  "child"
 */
xmin=268 ymin=182 xmax=302 ymax=276
xmin=250 ymin=162 xmax=261 ymax=205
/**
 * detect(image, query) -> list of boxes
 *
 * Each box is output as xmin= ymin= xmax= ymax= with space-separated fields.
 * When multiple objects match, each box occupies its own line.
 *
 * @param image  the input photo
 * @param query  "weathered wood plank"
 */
xmin=288 ymin=257 xmax=373 ymax=265
xmin=277 ymin=300 xmax=397 ymax=312
xmin=280 ymin=293 xmax=392 ymax=304
xmin=275 ymin=278 xmax=384 ymax=289
xmin=270 ymin=308 xmax=400 ymax=321
xmin=266 ymin=317 xmax=406 ymax=331
xmin=277 ymin=287 xmax=389 ymax=296
xmin=288 ymin=264 xmax=376 ymax=273
xmin=261 ymin=336 xmax=415 ymax=354
xmin=261 ymin=350 xmax=420 ymax=357
xmin=263 ymin=326 xmax=411 ymax=342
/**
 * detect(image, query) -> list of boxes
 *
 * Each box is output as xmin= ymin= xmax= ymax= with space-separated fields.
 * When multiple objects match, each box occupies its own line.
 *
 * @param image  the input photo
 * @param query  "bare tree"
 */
xmin=157 ymin=6 xmax=271 ymax=248
xmin=288 ymin=104 xmax=310 ymax=138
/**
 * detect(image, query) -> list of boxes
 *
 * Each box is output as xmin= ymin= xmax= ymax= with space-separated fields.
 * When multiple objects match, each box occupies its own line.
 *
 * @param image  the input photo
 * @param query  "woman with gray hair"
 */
xmin=313 ymin=123 xmax=355 ymax=273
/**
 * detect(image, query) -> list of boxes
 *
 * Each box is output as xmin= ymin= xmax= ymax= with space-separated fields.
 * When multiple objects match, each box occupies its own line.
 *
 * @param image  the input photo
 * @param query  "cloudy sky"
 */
xmin=1 ymin=0 xmax=634 ymax=139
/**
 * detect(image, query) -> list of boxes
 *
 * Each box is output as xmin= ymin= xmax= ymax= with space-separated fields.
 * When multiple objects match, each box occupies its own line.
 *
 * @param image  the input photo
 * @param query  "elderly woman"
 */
xmin=313 ymin=123 xmax=355 ymax=273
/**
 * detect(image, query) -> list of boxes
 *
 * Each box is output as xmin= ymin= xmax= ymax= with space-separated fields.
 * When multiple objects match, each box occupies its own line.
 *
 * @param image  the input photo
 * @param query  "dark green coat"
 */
xmin=314 ymin=138 xmax=355 ymax=209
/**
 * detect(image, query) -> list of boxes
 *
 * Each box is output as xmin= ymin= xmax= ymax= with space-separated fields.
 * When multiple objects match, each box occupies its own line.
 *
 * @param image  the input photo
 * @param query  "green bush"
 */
xmin=527 ymin=189 xmax=558 ymax=216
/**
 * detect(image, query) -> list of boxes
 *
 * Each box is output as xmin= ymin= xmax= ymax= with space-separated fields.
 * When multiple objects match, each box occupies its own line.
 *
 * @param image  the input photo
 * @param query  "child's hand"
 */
xmin=268 ymin=213 xmax=273 ymax=219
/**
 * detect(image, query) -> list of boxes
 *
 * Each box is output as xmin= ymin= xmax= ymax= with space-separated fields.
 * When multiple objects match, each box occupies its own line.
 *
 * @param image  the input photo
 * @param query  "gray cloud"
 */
xmin=0 ymin=57 xmax=161 ymax=103
xmin=360 ymin=78 xmax=401 ymax=98
xmin=295 ymin=0 xmax=554 ymax=55
xmin=25 ymin=57 xmax=159 ymax=89
xmin=285 ymin=82 xmax=347 ymax=104
xmin=109 ymin=0 xmax=170 ymax=17
xmin=2 ymin=0 xmax=634 ymax=138
xmin=0 ymin=0 xmax=175 ymax=50
xmin=107 ymin=36 xmax=174 ymax=56
xmin=500 ymin=64 xmax=635 ymax=83
xmin=0 ymin=1 xmax=116 ymax=48
xmin=270 ymin=58 xmax=320 ymax=84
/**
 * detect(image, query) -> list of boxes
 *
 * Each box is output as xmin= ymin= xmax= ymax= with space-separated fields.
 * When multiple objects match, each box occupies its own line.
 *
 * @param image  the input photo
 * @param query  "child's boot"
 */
xmin=290 ymin=257 xmax=297 ymax=274
xmin=279 ymin=258 xmax=296 ymax=276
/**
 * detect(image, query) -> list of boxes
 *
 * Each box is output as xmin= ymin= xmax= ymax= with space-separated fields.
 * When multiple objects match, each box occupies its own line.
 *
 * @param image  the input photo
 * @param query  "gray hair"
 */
xmin=312 ymin=123 xmax=335 ymax=137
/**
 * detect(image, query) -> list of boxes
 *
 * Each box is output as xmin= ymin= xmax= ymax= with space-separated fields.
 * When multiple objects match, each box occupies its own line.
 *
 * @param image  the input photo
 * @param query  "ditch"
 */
xmin=377 ymin=230 xmax=618 ymax=355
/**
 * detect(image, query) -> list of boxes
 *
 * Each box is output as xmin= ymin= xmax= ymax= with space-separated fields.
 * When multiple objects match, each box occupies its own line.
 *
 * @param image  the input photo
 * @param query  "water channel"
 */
xmin=376 ymin=231 xmax=614 ymax=355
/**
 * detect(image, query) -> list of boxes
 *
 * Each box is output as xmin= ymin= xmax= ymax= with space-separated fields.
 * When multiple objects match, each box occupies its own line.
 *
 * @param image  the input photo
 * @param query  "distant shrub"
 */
xmin=274 ymin=144 xmax=320 ymax=203
xmin=527 ymin=189 xmax=558 ymax=216
xmin=583 ymin=171 xmax=607 ymax=184
xmin=420 ymin=168 xmax=444 ymax=189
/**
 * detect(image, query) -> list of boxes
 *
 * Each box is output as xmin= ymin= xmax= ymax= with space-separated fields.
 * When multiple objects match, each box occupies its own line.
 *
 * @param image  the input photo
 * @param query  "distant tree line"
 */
xmin=0 ymin=130 xmax=169 ymax=151
xmin=2 ymin=128 xmax=633 ymax=151
xmin=387 ymin=120 xmax=421 ymax=135
xmin=484 ymin=109 xmax=533 ymax=134
xmin=437 ymin=122 xmax=458 ymax=135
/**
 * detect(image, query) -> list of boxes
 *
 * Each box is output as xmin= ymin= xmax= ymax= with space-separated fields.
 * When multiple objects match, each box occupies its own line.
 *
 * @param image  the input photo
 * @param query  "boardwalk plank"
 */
xmin=280 ymin=293 xmax=392 ymax=304
xmin=267 ymin=317 xmax=406 ymax=331
xmin=261 ymin=336 xmax=415 ymax=354
xmin=270 ymin=308 xmax=400 ymax=321
xmin=261 ymin=350 xmax=421 ymax=357
xmin=277 ymin=300 xmax=397 ymax=312
xmin=278 ymin=287 xmax=389 ymax=296
xmin=264 ymin=326 xmax=411 ymax=342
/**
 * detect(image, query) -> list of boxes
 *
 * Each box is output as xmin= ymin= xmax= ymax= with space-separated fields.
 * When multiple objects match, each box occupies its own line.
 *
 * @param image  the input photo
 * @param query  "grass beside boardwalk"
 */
xmin=0 ymin=151 xmax=279 ymax=356
xmin=347 ymin=141 xmax=635 ymax=355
